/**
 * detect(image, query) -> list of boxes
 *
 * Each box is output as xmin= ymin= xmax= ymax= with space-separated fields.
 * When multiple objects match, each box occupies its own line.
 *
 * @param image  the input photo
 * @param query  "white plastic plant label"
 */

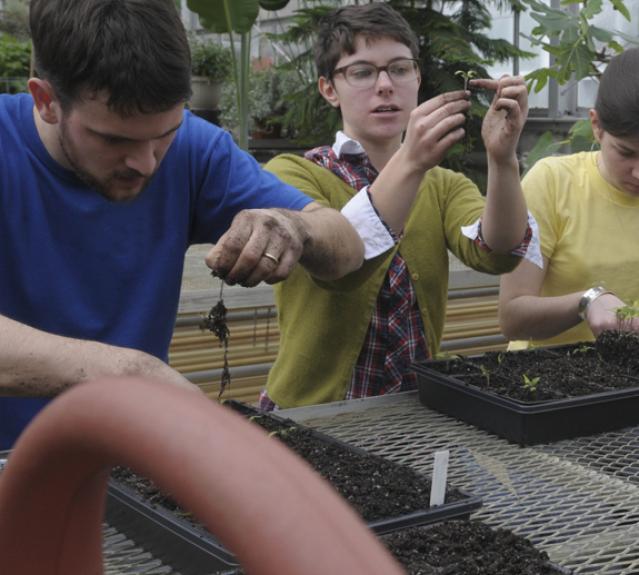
xmin=429 ymin=449 xmax=450 ymax=507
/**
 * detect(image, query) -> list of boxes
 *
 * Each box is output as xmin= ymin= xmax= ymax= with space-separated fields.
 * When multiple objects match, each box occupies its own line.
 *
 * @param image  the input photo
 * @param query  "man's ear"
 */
xmin=28 ymin=78 xmax=61 ymax=124
xmin=589 ymin=108 xmax=603 ymax=143
xmin=318 ymin=76 xmax=340 ymax=109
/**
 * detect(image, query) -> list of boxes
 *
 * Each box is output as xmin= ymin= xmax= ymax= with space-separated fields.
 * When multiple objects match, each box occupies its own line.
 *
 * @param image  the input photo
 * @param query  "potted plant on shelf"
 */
xmin=249 ymin=67 xmax=298 ymax=139
xmin=219 ymin=66 xmax=298 ymax=140
xmin=186 ymin=0 xmax=293 ymax=150
xmin=189 ymin=38 xmax=232 ymax=111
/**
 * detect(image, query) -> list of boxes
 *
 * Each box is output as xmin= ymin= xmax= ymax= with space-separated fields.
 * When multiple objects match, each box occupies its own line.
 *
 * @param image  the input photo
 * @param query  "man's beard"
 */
xmin=58 ymin=124 xmax=150 ymax=203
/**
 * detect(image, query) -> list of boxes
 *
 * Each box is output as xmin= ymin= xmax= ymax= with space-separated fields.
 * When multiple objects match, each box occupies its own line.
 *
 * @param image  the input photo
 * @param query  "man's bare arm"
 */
xmin=0 ymin=314 xmax=199 ymax=396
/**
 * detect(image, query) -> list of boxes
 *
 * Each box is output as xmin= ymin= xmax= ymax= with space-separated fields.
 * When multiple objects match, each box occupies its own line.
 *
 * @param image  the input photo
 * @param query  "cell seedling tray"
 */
xmin=223 ymin=400 xmax=482 ymax=533
xmin=106 ymin=401 xmax=481 ymax=573
xmin=413 ymin=346 xmax=639 ymax=445
xmin=106 ymin=482 xmax=238 ymax=574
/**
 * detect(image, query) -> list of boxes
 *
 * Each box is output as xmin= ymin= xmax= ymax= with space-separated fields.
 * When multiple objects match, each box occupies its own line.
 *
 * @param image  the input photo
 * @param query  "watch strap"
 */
xmin=578 ymin=286 xmax=611 ymax=321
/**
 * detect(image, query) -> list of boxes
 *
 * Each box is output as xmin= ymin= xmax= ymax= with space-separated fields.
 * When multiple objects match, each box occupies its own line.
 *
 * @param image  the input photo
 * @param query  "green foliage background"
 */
xmin=0 ymin=35 xmax=30 ymax=93
xmin=190 ymin=37 xmax=233 ymax=82
xmin=265 ymin=0 xmax=532 ymax=184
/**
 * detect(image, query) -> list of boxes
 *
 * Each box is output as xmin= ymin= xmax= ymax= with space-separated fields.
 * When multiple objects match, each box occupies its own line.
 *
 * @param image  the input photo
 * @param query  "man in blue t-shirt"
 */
xmin=0 ymin=0 xmax=365 ymax=449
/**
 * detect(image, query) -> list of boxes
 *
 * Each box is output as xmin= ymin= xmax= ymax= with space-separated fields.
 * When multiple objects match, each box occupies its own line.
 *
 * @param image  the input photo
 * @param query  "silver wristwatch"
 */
xmin=577 ymin=286 xmax=610 ymax=321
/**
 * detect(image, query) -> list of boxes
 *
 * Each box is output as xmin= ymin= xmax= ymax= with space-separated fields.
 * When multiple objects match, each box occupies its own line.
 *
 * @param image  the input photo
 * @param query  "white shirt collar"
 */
xmin=331 ymin=131 xmax=366 ymax=158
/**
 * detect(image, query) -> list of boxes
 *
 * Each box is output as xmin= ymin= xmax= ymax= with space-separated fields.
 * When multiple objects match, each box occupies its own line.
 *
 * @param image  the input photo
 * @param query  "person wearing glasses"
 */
xmin=257 ymin=2 xmax=537 ymax=410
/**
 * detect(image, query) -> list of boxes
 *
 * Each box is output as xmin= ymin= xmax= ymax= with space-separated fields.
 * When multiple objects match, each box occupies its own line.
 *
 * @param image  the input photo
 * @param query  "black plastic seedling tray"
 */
xmin=413 ymin=353 xmax=639 ymax=445
xmin=222 ymin=400 xmax=482 ymax=535
xmin=106 ymin=470 xmax=479 ymax=574
xmin=106 ymin=483 xmax=238 ymax=574
xmin=104 ymin=401 xmax=481 ymax=573
xmin=0 ymin=450 xmax=235 ymax=574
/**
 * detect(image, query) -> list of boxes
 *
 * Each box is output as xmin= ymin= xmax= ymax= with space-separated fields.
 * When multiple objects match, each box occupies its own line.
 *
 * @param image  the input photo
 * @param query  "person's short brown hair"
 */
xmin=314 ymin=3 xmax=419 ymax=80
xmin=595 ymin=47 xmax=639 ymax=138
xmin=29 ymin=0 xmax=191 ymax=115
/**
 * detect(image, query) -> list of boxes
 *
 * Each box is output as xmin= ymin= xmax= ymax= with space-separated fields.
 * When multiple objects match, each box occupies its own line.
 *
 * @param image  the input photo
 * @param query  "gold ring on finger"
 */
xmin=262 ymin=252 xmax=279 ymax=265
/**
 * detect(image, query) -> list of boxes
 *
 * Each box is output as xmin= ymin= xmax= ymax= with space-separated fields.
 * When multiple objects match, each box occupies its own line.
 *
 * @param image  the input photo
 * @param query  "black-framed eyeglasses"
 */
xmin=331 ymin=58 xmax=420 ymax=89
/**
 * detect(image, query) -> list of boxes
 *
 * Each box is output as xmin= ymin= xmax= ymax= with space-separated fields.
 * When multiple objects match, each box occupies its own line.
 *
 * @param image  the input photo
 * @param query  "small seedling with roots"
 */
xmin=200 ymin=279 xmax=231 ymax=397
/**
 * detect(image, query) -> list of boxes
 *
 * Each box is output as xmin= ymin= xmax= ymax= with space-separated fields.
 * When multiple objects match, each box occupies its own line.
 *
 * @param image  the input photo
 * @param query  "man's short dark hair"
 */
xmin=595 ymin=47 xmax=639 ymax=138
xmin=29 ymin=0 xmax=192 ymax=115
xmin=314 ymin=3 xmax=419 ymax=80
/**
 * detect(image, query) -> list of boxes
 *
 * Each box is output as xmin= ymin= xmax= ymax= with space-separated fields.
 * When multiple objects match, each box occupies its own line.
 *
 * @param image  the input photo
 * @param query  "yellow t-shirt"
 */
xmin=520 ymin=151 xmax=639 ymax=347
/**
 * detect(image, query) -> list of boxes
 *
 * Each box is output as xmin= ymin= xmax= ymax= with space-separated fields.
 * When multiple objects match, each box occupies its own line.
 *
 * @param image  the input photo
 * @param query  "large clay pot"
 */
xmin=0 ymin=377 xmax=404 ymax=575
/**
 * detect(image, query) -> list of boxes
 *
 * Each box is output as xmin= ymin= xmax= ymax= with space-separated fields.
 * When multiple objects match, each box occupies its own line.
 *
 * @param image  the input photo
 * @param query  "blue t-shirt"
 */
xmin=0 ymin=93 xmax=312 ymax=449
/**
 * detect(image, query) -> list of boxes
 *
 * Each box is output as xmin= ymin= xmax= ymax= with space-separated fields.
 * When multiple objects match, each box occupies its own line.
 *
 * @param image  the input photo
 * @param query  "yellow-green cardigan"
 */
xmin=264 ymin=154 xmax=520 ymax=408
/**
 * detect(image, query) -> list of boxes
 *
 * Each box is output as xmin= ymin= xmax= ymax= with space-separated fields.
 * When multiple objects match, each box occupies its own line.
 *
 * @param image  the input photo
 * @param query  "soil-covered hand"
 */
xmin=399 ymin=89 xmax=470 ymax=174
xmin=205 ymin=207 xmax=310 ymax=287
xmin=472 ymin=75 xmax=528 ymax=164
xmin=587 ymin=293 xmax=639 ymax=335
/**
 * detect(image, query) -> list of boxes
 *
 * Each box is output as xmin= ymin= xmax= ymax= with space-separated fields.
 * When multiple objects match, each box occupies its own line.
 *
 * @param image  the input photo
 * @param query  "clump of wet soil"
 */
xmin=595 ymin=330 xmax=639 ymax=372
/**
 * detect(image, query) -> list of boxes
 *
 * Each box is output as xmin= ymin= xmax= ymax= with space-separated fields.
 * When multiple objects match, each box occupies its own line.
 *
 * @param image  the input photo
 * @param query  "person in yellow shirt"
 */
xmin=499 ymin=47 xmax=639 ymax=348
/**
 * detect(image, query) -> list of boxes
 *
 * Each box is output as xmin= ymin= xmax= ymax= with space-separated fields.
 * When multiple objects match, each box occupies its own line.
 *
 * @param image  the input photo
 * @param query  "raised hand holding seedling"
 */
xmin=472 ymin=75 xmax=529 ymax=163
xmin=399 ymin=90 xmax=471 ymax=173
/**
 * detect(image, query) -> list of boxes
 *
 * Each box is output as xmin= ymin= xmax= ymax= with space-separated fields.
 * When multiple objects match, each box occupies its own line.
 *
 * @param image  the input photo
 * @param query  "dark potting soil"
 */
xmin=265 ymin=425 xmax=465 ymax=520
xmin=224 ymin=404 xmax=466 ymax=521
xmin=595 ymin=330 xmax=639 ymax=372
xmin=111 ymin=406 xmax=464 ymax=527
xmin=380 ymin=519 xmax=567 ymax=575
xmin=230 ymin=519 xmax=566 ymax=575
xmin=427 ymin=330 xmax=639 ymax=402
